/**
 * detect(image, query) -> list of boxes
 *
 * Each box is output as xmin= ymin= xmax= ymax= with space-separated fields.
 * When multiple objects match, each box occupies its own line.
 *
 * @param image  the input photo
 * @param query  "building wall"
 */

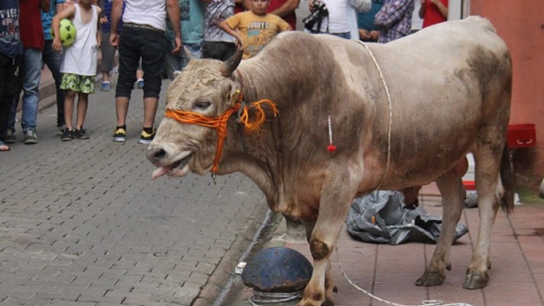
xmin=471 ymin=0 xmax=544 ymax=189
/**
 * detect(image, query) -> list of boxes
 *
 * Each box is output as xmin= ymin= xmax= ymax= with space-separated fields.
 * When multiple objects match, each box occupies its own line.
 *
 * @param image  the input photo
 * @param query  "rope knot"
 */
xmin=164 ymin=99 xmax=278 ymax=174
xmin=238 ymin=100 xmax=279 ymax=132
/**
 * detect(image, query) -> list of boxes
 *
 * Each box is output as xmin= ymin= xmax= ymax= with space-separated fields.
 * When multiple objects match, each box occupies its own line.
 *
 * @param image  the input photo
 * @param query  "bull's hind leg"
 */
xmin=464 ymin=145 xmax=504 ymax=289
xmin=416 ymin=169 xmax=465 ymax=286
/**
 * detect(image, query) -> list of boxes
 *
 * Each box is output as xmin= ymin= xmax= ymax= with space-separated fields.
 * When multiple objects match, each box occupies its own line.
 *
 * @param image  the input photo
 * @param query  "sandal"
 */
xmin=0 ymin=140 xmax=10 ymax=152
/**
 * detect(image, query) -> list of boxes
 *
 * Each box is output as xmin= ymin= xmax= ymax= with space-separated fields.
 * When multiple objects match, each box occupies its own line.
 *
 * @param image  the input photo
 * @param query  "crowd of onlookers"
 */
xmin=0 ymin=0 xmax=447 ymax=152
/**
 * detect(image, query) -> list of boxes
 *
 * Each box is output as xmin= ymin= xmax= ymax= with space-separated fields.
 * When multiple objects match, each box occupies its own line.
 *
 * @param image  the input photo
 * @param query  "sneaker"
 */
xmin=23 ymin=130 xmax=38 ymax=144
xmin=61 ymin=128 xmax=73 ymax=141
xmin=57 ymin=124 xmax=65 ymax=136
xmin=75 ymin=128 xmax=90 ymax=139
xmin=113 ymin=127 xmax=127 ymax=142
xmin=139 ymin=128 xmax=155 ymax=144
xmin=137 ymin=79 xmax=144 ymax=89
xmin=5 ymin=129 xmax=16 ymax=144
xmin=101 ymin=81 xmax=110 ymax=92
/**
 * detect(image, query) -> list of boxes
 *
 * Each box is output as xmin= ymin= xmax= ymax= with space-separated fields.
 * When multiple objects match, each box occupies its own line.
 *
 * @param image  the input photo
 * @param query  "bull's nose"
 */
xmin=146 ymin=147 xmax=167 ymax=164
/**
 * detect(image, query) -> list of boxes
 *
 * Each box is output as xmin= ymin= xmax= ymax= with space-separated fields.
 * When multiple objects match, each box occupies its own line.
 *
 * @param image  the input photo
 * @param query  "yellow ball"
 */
xmin=51 ymin=19 xmax=77 ymax=47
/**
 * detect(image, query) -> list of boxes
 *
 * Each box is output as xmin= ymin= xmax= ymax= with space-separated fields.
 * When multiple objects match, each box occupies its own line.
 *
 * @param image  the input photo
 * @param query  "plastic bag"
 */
xmin=346 ymin=190 xmax=468 ymax=245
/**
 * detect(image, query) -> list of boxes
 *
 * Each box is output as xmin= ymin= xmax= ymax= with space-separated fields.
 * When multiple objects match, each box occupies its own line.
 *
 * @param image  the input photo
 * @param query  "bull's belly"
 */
xmin=379 ymin=153 xmax=469 ymax=190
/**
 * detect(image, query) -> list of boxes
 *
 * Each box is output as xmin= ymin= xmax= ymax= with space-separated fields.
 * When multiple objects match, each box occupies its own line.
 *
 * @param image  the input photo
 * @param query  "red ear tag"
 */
xmin=327 ymin=115 xmax=336 ymax=152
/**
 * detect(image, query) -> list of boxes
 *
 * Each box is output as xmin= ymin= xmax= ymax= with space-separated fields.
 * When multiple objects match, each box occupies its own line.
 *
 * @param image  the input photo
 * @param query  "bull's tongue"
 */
xmin=152 ymin=167 xmax=169 ymax=179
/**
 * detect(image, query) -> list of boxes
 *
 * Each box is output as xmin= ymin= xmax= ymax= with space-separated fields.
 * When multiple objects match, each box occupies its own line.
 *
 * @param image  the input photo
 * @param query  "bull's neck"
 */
xmin=235 ymin=62 xmax=282 ymax=103
xmin=218 ymin=65 xmax=284 ymax=206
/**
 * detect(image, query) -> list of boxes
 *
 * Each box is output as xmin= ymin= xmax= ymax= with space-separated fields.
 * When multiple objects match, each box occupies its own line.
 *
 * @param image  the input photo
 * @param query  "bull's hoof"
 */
xmin=415 ymin=271 xmax=446 ymax=286
xmin=463 ymin=272 xmax=489 ymax=289
xmin=323 ymin=299 xmax=334 ymax=306
xmin=297 ymin=298 xmax=334 ymax=306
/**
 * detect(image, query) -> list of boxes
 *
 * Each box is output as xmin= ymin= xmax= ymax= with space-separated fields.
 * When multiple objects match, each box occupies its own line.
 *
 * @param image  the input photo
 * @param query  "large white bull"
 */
xmin=147 ymin=16 xmax=513 ymax=306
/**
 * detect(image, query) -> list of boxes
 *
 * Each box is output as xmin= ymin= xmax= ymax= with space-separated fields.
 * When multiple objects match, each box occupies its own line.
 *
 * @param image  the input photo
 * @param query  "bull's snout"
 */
xmin=146 ymin=147 xmax=167 ymax=165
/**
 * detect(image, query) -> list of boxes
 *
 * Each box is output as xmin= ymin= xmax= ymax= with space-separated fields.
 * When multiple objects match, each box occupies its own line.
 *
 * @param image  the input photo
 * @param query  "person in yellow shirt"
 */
xmin=220 ymin=0 xmax=291 ymax=59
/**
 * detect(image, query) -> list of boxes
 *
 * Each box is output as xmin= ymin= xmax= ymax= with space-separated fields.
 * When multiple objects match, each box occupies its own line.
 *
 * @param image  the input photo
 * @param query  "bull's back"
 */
xmin=362 ymin=17 xmax=512 ymax=187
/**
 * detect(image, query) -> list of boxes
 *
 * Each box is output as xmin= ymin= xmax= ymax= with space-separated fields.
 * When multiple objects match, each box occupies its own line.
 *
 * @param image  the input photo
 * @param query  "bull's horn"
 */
xmin=220 ymin=48 xmax=244 ymax=77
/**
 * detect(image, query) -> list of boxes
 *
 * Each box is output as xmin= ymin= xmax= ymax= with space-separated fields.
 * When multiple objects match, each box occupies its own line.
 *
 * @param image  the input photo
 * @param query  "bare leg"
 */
xmin=75 ymin=92 xmax=89 ymax=129
xmin=115 ymin=96 xmax=130 ymax=127
xmin=64 ymin=90 xmax=77 ymax=130
xmin=143 ymin=97 xmax=158 ymax=128
xmin=102 ymin=71 xmax=110 ymax=83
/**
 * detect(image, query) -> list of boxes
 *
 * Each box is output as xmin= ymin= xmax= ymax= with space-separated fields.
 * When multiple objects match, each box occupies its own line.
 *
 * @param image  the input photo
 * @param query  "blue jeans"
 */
xmin=164 ymin=43 xmax=201 ymax=81
xmin=330 ymin=32 xmax=351 ymax=39
xmin=42 ymin=40 xmax=65 ymax=127
xmin=185 ymin=43 xmax=202 ymax=59
xmin=165 ymin=48 xmax=187 ymax=81
xmin=8 ymin=48 xmax=42 ymax=133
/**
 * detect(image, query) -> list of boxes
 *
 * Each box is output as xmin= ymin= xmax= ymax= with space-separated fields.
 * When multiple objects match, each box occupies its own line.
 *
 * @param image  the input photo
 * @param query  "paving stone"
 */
xmin=0 ymin=78 xmax=267 ymax=305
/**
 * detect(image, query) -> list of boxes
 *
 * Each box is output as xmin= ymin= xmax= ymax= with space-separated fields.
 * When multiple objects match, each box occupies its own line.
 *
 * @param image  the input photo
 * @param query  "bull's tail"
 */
xmin=500 ymin=141 xmax=515 ymax=214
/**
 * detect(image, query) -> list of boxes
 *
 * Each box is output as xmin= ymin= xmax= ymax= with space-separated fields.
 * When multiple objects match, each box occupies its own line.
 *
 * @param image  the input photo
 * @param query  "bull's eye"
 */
xmin=194 ymin=101 xmax=211 ymax=110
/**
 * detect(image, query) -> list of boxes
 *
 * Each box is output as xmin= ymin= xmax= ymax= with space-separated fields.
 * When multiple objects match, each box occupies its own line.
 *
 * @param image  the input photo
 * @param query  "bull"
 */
xmin=147 ymin=16 xmax=513 ymax=306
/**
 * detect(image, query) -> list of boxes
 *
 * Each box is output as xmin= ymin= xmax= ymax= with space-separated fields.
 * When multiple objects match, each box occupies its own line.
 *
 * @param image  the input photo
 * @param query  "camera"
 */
xmin=303 ymin=1 xmax=328 ymax=32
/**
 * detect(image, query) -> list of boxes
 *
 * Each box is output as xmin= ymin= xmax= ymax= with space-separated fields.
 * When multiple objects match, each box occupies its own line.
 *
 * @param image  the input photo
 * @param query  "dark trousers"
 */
xmin=0 ymin=52 xmax=22 ymax=140
xmin=116 ymin=26 xmax=166 ymax=100
xmin=202 ymin=41 xmax=237 ymax=61
xmin=42 ymin=39 xmax=65 ymax=127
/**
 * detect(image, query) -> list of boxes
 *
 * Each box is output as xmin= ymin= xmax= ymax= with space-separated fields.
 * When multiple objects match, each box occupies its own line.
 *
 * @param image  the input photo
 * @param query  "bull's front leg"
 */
xmin=299 ymin=186 xmax=355 ymax=306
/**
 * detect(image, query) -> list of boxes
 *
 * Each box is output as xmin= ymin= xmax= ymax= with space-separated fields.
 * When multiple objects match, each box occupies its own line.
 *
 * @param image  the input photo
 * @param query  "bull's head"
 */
xmin=146 ymin=49 xmax=244 ymax=179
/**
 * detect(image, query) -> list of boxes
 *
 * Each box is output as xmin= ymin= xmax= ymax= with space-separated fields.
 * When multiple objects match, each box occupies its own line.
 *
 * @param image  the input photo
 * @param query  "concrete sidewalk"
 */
xmin=231 ymin=185 xmax=544 ymax=306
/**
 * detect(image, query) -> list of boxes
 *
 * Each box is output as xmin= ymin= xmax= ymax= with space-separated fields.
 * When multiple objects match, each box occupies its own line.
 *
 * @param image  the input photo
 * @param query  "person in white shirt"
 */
xmin=109 ymin=0 xmax=181 ymax=144
xmin=306 ymin=0 xmax=371 ymax=39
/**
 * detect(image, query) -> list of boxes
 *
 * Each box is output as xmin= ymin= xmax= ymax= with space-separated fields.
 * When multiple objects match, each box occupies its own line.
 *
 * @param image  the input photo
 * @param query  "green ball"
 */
xmin=51 ymin=19 xmax=77 ymax=47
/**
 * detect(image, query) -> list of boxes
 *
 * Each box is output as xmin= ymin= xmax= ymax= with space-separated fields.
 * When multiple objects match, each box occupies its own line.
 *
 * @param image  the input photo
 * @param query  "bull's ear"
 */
xmin=220 ymin=48 xmax=244 ymax=77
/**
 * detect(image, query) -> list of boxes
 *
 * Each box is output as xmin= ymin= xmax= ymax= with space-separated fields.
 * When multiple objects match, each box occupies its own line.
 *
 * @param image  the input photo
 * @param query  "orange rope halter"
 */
xmin=164 ymin=99 xmax=278 ymax=174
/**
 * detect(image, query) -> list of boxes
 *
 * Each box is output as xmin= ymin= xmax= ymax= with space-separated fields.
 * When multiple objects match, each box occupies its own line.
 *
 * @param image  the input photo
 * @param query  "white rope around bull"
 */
xmin=340 ymin=41 xmax=472 ymax=306
xmin=356 ymin=41 xmax=392 ymax=190
xmin=335 ymin=245 xmax=473 ymax=306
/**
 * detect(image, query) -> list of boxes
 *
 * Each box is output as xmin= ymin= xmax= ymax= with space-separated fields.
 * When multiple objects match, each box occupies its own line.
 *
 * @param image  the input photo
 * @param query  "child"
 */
xmin=98 ymin=0 xmax=118 ymax=92
xmin=220 ymin=0 xmax=290 ymax=59
xmin=52 ymin=0 xmax=101 ymax=141
xmin=202 ymin=0 xmax=237 ymax=61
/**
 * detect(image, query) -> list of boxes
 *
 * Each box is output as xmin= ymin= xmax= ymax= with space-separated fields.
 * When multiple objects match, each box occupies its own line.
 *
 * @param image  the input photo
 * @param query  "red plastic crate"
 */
xmin=507 ymin=123 xmax=536 ymax=148
xmin=463 ymin=180 xmax=476 ymax=191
